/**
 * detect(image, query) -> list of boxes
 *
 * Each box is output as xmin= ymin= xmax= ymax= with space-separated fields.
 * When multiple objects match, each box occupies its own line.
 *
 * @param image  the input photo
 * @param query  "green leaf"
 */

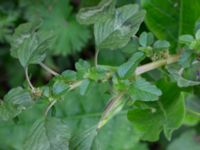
xmin=94 ymin=4 xmax=145 ymax=49
xmin=79 ymin=79 xmax=91 ymax=96
xmin=166 ymin=64 xmax=200 ymax=87
xmin=167 ymin=130 xmax=200 ymax=150
xmin=128 ymin=77 xmax=162 ymax=101
xmin=20 ymin=0 xmax=91 ymax=56
xmin=24 ymin=117 xmax=70 ymax=150
xmin=0 ymin=87 xmax=33 ymax=121
xmin=153 ymin=40 xmax=170 ymax=50
xmin=52 ymin=80 xmax=68 ymax=95
xmin=128 ymin=80 xmax=185 ymax=141
xmin=56 ymin=83 xmax=143 ymax=149
xmin=179 ymin=35 xmax=194 ymax=44
xmin=61 ymin=70 xmax=77 ymax=81
xmin=141 ymin=0 xmax=200 ymax=53
xmin=195 ymin=29 xmax=200 ymax=40
xmin=139 ymin=32 xmax=154 ymax=47
xmin=75 ymin=59 xmax=91 ymax=78
xmin=77 ymin=0 xmax=116 ymax=25
xmin=10 ymin=22 xmax=53 ymax=67
xmin=178 ymin=49 xmax=195 ymax=68
xmin=117 ymin=52 xmax=144 ymax=78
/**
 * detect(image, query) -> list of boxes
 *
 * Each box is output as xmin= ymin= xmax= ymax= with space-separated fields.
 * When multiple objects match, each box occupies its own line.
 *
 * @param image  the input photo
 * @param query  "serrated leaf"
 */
xmin=128 ymin=77 xmax=162 ymax=101
xmin=94 ymin=4 xmax=145 ymax=49
xmin=117 ymin=52 xmax=144 ymax=78
xmin=24 ymin=117 xmax=70 ymax=150
xmin=0 ymin=87 xmax=33 ymax=121
xmin=20 ymin=0 xmax=91 ymax=56
xmin=77 ymin=0 xmax=116 ymax=25
xmin=139 ymin=32 xmax=154 ymax=47
xmin=128 ymin=80 xmax=185 ymax=141
xmin=56 ymin=83 xmax=143 ymax=150
xmin=166 ymin=64 xmax=200 ymax=87
xmin=153 ymin=40 xmax=170 ymax=50
xmin=167 ymin=130 xmax=200 ymax=150
xmin=10 ymin=22 xmax=53 ymax=67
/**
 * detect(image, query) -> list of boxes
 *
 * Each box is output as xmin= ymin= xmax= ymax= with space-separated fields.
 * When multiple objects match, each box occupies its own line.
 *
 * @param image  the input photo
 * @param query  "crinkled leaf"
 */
xmin=94 ymin=4 xmax=145 ymax=49
xmin=10 ymin=22 xmax=53 ymax=67
xmin=77 ymin=0 xmax=116 ymax=25
xmin=128 ymin=77 xmax=162 ymax=101
xmin=128 ymin=80 xmax=185 ymax=141
xmin=0 ymin=87 xmax=33 ymax=121
xmin=24 ymin=117 xmax=70 ymax=150
xmin=117 ymin=52 xmax=144 ymax=78
xmin=56 ymin=83 xmax=143 ymax=150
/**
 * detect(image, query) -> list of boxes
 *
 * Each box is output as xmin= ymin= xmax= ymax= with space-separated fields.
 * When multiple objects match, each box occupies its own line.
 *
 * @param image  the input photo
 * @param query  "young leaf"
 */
xmin=128 ymin=80 xmax=185 ymax=141
xmin=10 ymin=23 xmax=53 ymax=67
xmin=166 ymin=64 xmax=200 ymax=87
xmin=139 ymin=32 xmax=154 ymax=47
xmin=76 ymin=0 xmax=116 ymax=25
xmin=24 ymin=117 xmax=70 ymax=150
xmin=128 ymin=77 xmax=162 ymax=101
xmin=179 ymin=35 xmax=194 ymax=45
xmin=153 ymin=40 xmax=170 ymax=51
xmin=94 ymin=4 xmax=145 ymax=49
xmin=117 ymin=52 xmax=144 ymax=78
xmin=52 ymin=80 xmax=69 ymax=95
xmin=178 ymin=49 xmax=195 ymax=68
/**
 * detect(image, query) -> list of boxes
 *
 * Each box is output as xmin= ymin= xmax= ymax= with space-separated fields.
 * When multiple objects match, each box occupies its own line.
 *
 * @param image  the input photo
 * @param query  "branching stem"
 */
xmin=135 ymin=54 xmax=180 ymax=75
xmin=39 ymin=63 xmax=59 ymax=76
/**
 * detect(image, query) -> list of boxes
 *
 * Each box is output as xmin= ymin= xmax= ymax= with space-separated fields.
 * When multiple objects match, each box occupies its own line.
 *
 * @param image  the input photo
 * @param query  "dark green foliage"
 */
xmin=0 ymin=0 xmax=200 ymax=149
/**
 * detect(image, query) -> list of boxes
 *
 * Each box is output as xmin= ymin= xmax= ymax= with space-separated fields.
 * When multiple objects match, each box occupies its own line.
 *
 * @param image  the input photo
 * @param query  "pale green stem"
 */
xmin=39 ymin=63 xmax=59 ymax=76
xmin=135 ymin=55 xmax=180 ymax=75
xmin=94 ymin=49 xmax=100 ymax=67
xmin=25 ymin=67 xmax=35 ymax=92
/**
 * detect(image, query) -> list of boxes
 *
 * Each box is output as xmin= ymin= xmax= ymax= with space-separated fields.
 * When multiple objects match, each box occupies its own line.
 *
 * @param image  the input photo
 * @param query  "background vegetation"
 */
xmin=0 ymin=0 xmax=200 ymax=150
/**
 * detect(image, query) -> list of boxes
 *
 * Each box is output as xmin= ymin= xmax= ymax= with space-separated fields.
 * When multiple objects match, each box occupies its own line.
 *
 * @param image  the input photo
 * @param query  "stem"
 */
xmin=94 ymin=49 xmax=99 ymax=67
xmin=25 ymin=67 xmax=35 ymax=91
xmin=135 ymin=54 xmax=180 ymax=75
xmin=39 ymin=63 xmax=59 ymax=76
xmin=45 ymin=100 xmax=57 ymax=116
